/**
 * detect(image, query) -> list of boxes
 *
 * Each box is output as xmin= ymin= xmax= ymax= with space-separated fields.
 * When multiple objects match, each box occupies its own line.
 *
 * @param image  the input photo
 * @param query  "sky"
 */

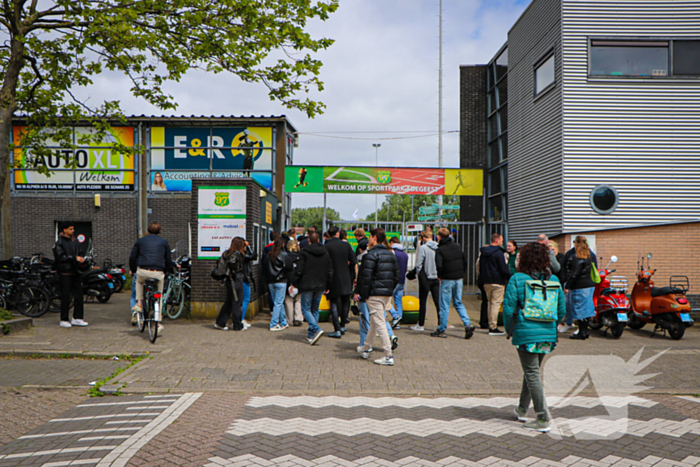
xmin=94 ymin=0 xmax=531 ymax=220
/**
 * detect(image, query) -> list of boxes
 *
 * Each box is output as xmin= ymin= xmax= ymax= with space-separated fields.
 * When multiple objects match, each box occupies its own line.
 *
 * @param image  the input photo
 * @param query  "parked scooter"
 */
xmin=590 ymin=255 xmax=629 ymax=338
xmin=103 ymin=259 xmax=127 ymax=293
xmin=80 ymin=256 xmax=114 ymax=303
xmin=628 ymin=253 xmax=694 ymax=340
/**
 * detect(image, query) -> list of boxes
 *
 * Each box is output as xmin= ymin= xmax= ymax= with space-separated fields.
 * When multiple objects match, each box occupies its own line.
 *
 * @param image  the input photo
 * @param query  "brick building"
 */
xmin=460 ymin=0 xmax=700 ymax=309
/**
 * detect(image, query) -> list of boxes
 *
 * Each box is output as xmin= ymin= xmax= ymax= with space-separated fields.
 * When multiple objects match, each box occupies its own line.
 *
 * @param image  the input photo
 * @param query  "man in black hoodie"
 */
xmin=479 ymin=232 xmax=511 ymax=336
xmin=53 ymin=222 xmax=87 ymax=328
xmin=294 ymin=232 xmax=333 ymax=345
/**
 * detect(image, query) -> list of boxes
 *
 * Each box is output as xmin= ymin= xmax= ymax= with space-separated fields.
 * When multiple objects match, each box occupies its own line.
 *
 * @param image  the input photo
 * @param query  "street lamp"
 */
xmin=372 ymin=143 xmax=381 ymax=224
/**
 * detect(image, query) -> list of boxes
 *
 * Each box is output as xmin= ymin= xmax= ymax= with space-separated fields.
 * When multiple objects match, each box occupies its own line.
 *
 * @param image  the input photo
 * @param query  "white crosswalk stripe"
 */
xmin=245 ymin=396 xmax=657 ymax=409
xmin=204 ymin=454 xmax=700 ymax=467
xmin=226 ymin=417 xmax=700 ymax=438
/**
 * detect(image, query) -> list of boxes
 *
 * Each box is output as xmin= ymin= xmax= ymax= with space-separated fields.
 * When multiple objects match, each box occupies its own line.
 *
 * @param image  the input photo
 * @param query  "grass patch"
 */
xmin=0 ymin=308 xmax=15 ymax=321
xmin=88 ymin=355 xmax=148 ymax=397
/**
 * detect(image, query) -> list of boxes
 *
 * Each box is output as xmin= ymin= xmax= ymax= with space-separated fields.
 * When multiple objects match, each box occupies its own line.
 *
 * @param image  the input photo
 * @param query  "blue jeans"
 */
xmin=389 ymin=283 xmax=405 ymax=320
xmin=438 ymin=279 xmax=471 ymax=332
xmin=359 ymin=300 xmax=394 ymax=346
xmin=301 ymin=290 xmax=323 ymax=338
xmin=268 ymin=282 xmax=288 ymax=328
xmin=130 ymin=274 xmax=137 ymax=311
xmin=242 ymin=281 xmax=251 ymax=322
xmin=564 ymin=291 xmax=573 ymax=326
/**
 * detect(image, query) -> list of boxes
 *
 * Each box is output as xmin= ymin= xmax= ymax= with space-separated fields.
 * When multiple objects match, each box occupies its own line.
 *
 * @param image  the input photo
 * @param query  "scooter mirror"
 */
xmin=610 ymin=255 xmax=618 ymax=263
xmin=647 ymin=253 xmax=653 ymax=259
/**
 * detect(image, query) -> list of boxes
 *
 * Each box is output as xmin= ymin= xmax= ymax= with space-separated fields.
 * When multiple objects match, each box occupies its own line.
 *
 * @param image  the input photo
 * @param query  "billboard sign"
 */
xmin=13 ymin=126 xmax=135 ymax=191
xmin=150 ymin=126 xmax=274 ymax=192
xmin=197 ymin=186 xmax=246 ymax=260
xmin=285 ymin=166 xmax=482 ymax=196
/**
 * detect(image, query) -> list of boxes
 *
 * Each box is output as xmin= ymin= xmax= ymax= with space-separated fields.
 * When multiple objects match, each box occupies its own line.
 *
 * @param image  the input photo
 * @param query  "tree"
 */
xmin=365 ymin=195 xmax=460 ymax=223
xmin=0 ymin=0 xmax=339 ymax=257
xmin=291 ymin=206 xmax=340 ymax=229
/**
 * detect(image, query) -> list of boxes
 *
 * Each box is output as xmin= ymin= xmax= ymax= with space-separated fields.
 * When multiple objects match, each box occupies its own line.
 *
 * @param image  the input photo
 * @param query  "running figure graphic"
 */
xmin=238 ymin=130 xmax=255 ymax=171
xmin=452 ymin=171 xmax=465 ymax=194
xmin=295 ymin=167 xmax=308 ymax=188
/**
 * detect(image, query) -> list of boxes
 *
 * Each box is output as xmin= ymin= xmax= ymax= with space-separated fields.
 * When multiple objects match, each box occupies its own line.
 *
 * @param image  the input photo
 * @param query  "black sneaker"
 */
xmin=391 ymin=335 xmax=399 ymax=350
xmin=392 ymin=316 xmax=402 ymax=329
xmin=430 ymin=329 xmax=447 ymax=338
xmin=489 ymin=327 xmax=505 ymax=336
xmin=464 ymin=325 xmax=475 ymax=339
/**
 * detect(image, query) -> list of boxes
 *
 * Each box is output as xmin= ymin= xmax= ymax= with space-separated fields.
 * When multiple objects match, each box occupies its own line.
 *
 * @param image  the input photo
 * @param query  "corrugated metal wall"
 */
xmin=507 ymin=0 xmax=564 ymax=244
xmin=562 ymin=0 xmax=700 ymax=231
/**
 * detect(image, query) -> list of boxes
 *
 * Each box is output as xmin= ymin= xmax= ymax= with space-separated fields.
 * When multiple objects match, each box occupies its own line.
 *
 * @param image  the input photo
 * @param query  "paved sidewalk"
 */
xmin=1 ymin=293 xmax=699 ymax=394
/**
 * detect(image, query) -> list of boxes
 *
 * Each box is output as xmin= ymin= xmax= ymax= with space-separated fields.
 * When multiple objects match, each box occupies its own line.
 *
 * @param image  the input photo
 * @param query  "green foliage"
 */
xmin=291 ymin=206 xmax=341 ymax=228
xmin=365 ymin=195 xmax=460 ymax=223
xmin=88 ymin=354 xmax=147 ymax=397
xmin=0 ymin=0 xmax=339 ymax=193
xmin=0 ymin=308 xmax=14 ymax=321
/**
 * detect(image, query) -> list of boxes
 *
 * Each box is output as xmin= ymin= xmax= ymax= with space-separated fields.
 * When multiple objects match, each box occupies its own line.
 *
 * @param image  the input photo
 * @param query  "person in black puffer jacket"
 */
xmin=354 ymin=228 xmax=399 ymax=366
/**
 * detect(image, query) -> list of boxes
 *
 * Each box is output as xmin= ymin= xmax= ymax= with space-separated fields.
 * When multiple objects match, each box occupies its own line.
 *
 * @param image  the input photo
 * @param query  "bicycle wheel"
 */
xmin=15 ymin=286 xmax=49 ymax=318
xmin=29 ymin=286 xmax=51 ymax=317
xmin=166 ymin=285 xmax=184 ymax=319
xmin=0 ymin=294 xmax=6 ymax=311
xmin=138 ymin=296 xmax=147 ymax=332
xmin=147 ymin=301 xmax=158 ymax=343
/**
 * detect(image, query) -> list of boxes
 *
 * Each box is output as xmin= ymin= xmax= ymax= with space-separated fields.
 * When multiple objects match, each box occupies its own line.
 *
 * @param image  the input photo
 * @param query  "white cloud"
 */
xmin=84 ymin=0 xmax=530 ymax=220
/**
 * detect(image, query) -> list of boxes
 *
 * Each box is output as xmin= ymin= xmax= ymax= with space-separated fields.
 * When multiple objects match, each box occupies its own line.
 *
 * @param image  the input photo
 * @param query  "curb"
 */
xmin=1 ymin=317 xmax=33 ymax=335
xmin=0 ymin=350 xmax=154 ymax=358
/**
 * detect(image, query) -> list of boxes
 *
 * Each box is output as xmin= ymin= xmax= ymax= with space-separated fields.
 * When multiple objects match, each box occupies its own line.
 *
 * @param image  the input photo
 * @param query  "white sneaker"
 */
xmin=357 ymin=346 xmax=370 ymax=359
xmin=131 ymin=305 xmax=142 ymax=313
xmin=157 ymin=324 xmax=164 ymax=333
xmin=59 ymin=321 xmax=72 ymax=328
xmin=70 ymin=319 xmax=88 ymax=327
xmin=279 ymin=323 xmax=289 ymax=330
xmin=242 ymin=320 xmax=252 ymax=329
xmin=410 ymin=325 xmax=425 ymax=331
xmin=557 ymin=324 xmax=574 ymax=333
xmin=374 ymin=356 xmax=394 ymax=366
xmin=214 ymin=324 xmax=229 ymax=330
xmin=131 ymin=313 xmax=138 ymax=325
xmin=270 ymin=324 xmax=284 ymax=332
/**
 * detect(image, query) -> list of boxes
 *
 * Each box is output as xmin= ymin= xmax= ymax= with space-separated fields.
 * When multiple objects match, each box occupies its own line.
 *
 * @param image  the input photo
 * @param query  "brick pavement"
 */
xmin=0 ymin=357 xmax=124 ymax=388
xmin=1 ymin=293 xmax=699 ymax=395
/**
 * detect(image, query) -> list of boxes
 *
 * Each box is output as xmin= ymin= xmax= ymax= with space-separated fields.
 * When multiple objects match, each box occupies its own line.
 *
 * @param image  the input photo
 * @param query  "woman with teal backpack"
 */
xmin=503 ymin=242 xmax=566 ymax=433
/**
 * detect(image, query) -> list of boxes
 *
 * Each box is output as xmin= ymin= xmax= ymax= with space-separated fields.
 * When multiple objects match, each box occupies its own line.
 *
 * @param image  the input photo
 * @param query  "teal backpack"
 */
xmin=520 ymin=275 xmax=561 ymax=322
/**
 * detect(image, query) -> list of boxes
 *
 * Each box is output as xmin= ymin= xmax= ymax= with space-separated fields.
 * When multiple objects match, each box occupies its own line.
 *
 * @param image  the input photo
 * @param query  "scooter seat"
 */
xmin=600 ymin=288 xmax=620 ymax=296
xmin=651 ymin=286 xmax=685 ymax=297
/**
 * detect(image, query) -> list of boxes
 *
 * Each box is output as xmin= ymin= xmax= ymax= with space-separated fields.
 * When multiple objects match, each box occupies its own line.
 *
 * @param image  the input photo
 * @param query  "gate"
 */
xmin=328 ymin=220 xmax=483 ymax=296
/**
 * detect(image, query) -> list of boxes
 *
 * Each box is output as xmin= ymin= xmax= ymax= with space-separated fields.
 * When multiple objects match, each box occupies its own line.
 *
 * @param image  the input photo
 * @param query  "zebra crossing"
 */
xmin=0 ymin=393 xmax=201 ymax=467
xmin=208 ymin=395 xmax=700 ymax=467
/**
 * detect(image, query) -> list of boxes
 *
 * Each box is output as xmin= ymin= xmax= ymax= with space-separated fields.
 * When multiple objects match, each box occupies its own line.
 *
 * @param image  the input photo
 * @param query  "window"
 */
xmin=673 ymin=40 xmax=700 ymax=75
xmin=590 ymin=185 xmax=619 ymax=215
xmin=591 ymin=41 xmax=668 ymax=77
xmin=535 ymin=53 xmax=555 ymax=95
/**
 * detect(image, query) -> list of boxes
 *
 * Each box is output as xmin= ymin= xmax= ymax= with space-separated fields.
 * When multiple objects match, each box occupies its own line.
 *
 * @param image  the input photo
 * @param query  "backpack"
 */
xmin=520 ymin=276 xmax=561 ymax=322
xmin=211 ymin=252 xmax=229 ymax=281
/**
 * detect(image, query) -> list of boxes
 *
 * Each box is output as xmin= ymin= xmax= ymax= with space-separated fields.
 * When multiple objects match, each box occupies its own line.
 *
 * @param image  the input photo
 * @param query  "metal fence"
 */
xmin=328 ymin=220 xmax=484 ymax=296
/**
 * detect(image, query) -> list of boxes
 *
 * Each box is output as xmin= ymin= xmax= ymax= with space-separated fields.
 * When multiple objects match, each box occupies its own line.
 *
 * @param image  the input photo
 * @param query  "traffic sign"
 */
xmin=406 ymin=224 xmax=424 ymax=232
xmin=418 ymin=215 xmax=439 ymax=221
xmin=419 ymin=206 xmax=438 ymax=215
xmin=440 ymin=212 xmax=457 ymax=219
xmin=432 ymin=204 xmax=460 ymax=210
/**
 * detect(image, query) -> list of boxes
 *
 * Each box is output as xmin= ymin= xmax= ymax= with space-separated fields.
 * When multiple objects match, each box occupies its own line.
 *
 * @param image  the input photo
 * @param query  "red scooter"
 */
xmin=628 ymin=253 xmax=694 ymax=340
xmin=590 ymin=255 xmax=629 ymax=338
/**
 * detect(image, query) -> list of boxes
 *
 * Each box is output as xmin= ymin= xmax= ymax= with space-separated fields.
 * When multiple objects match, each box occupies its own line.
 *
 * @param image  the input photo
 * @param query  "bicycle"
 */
xmin=0 ymin=276 xmax=50 ymax=318
xmin=136 ymin=278 xmax=162 ymax=343
xmin=163 ymin=259 xmax=191 ymax=320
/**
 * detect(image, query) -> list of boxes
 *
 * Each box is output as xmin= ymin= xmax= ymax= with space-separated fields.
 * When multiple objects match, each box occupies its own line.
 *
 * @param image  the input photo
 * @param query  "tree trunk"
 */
xmin=0 ymin=35 xmax=26 ymax=259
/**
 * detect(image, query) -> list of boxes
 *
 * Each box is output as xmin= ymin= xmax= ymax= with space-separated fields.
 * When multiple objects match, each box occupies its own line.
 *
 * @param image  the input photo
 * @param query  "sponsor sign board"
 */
xmin=197 ymin=186 xmax=246 ymax=260
xmin=285 ymin=166 xmax=482 ymax=196
xmin=13 ymin=126 xmax=135 ymax=191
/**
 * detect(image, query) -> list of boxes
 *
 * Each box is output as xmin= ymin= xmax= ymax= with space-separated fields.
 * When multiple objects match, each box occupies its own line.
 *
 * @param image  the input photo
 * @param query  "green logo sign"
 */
xmin=377 ymin=171 xmax=391 ymax=184
xmin=214 ymin=192 xmax=230 ymax=207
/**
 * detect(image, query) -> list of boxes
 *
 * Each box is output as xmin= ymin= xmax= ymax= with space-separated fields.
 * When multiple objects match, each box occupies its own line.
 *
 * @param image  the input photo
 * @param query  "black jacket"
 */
xmin=435 ymin=238 xmax=468 ymax=280
xmin=325 ymin=237 xmax=357 ymax=299
xmin=243 ymin=246 xmax=256 ymax=284
xmin=129 ymin=234 xmax=172 ymax=274
xmin=562 ymin=248 xmax=598 ymax=288
xmin=356 ymin=244 xmax=399 ymax=300
xmin=479 ymin=245 xmax=511 ymax=285
xmin=285 ymin=251 xmax=300 ymax=286
xmin=294 ymin=242 xmax=333 ymax=292
xmin=265 ymin=251 xmax=292 ymax=284
xmin=53 ymin=235 xmax=82 ymax=273
xmin=355 ymin=237 xmax=369 ymax=257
